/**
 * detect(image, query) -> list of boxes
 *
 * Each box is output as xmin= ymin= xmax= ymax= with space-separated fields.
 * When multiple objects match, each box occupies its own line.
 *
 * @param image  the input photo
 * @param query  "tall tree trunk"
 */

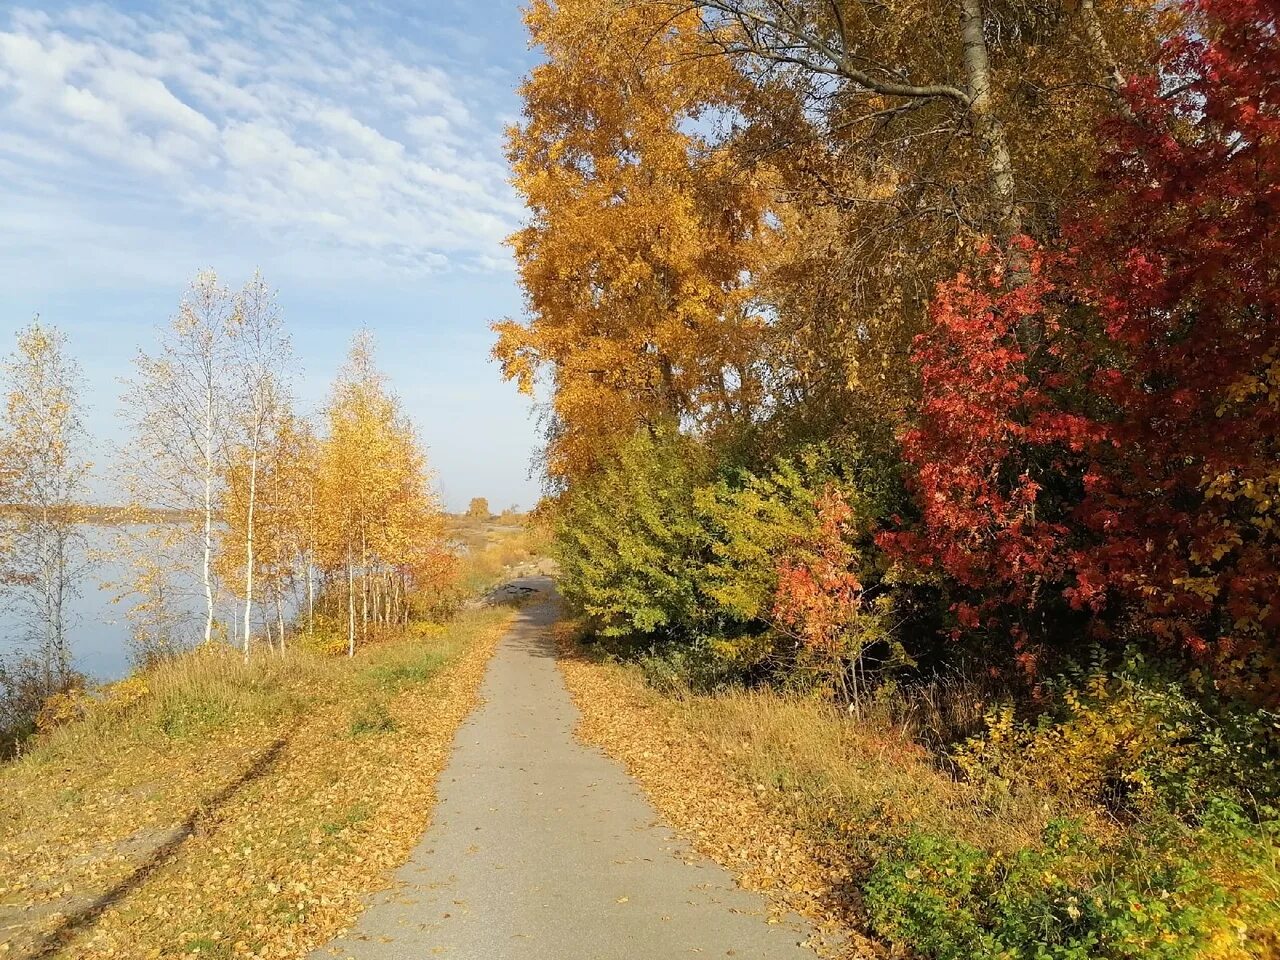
xmin=959 ymin=0 xmax=1021 ymax=243
xmin=306 ymin=556 xmax=315 ymax=635
xmin=53 ymin=524 xmax=68 ymax=684
xmin=360 ymin=529 xmax=369 ymax=638
xmin=1078 ymin=0 xmax=1126 ymax=95
xmin=242 ymin=426 xmax=260 ymax=661
xmin=346 ymin=548 xmax=356 ymax=657
xmin=202 ymin=381 xmax=216 ymax=647
xmin=41 ymin=505 xmax=54 ymax=692
xmin=275 ymin=590 xmax=286 ymax=655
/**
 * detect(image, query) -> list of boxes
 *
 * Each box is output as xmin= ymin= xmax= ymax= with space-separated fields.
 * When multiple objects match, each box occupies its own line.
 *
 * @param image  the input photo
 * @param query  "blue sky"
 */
xmin=0 ymin=0 xmax=544 ymax=511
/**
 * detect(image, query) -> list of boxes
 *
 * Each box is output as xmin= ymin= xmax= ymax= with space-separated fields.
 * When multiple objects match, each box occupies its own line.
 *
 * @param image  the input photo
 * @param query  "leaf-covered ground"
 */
xmin=0 ymin=608 xmax=513 ymax=960
xmin=555 ymin=634 xmax=874 ymax=959
xmin=555 ymin=627 xmax=1058 ymax=960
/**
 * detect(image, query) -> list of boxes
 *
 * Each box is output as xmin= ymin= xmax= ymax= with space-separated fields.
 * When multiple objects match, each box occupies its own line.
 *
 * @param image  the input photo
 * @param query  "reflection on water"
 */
xmin=1 ymin=524 xmax=262 ymax=682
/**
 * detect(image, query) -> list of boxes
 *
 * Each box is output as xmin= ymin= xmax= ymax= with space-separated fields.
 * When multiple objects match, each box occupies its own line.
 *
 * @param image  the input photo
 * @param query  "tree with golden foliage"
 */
xmin=500 ymin=0 xmax=1166 ymax=472
xmin=316 ymin=333 xmax=449 ymax=655
xmin=0 ymin=320 xmax=91 ymax=692
xmin=218 ymin=409 xmax=313 ymax=653
xmin=493 ymin=0 xmax=772 ymax=484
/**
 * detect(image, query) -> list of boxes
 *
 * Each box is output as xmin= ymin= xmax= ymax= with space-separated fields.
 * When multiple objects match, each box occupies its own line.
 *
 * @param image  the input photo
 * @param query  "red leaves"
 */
xmin=879 ymin=245 xmax=1081 ymax=626
xmin=885 ymin=0 xmax=1280 ymax=696
xmin=1068 ymin=0 xmax=1280 ymax=686
xmin=773 ymin=487 xmax=863 ymax=660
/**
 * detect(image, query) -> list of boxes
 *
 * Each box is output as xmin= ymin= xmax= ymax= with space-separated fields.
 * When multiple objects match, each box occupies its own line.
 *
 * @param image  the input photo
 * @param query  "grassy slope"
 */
xmin=0 ymin=607 xmax=513 ymax=960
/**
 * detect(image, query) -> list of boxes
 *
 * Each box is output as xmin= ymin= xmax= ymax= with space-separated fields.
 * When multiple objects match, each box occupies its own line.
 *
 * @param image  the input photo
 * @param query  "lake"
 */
xmin=1 ymin=523 xmax=276 ymax=682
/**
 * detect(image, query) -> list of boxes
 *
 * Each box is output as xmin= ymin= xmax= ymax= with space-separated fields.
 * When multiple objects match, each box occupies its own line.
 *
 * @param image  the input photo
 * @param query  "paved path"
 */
xmin=311 ymin=579 xmax=814 ymax=960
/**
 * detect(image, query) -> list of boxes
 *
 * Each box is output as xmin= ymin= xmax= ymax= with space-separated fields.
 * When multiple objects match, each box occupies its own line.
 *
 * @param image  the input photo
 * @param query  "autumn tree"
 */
xmin=0 ymin=320 xmax=91 ymax=692
xmin=226 ymin=272 xmax=292 ymax=656
xmin=316 ymin=333 xmax=448 ymax=655
xmin=674 ymin=0 xmax=1162 ymax=433
xmin=493 ymin=0 xmax=772 ymax=483
xmin=113 ymin=523 xmax=197 ymax=667
xmin=466 ymin=497 xmax=491 ymax=520
xmin=219 ymin=407 xmax=313 ymax=654
xmin=120 ymin=270 xmax=237 ymax=648
xmin=1065 ymin=0 xmax=1280 ymax=693
xmin=878 ymin=0 xmax=1280 ymax=694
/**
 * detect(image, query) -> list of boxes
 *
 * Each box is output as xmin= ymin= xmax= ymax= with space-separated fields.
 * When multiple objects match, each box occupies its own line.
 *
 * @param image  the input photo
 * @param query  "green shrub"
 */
xmin=554 ymin=424 xmax=713 ymax=639
xmin=556 ymin=431 xmax=905 ymax=689
xmin=865 ymin=808 xmax=1276 ymax=960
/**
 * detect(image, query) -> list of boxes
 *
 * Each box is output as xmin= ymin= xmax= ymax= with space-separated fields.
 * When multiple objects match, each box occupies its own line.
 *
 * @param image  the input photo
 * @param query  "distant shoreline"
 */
xmin=0 ymin=506 xmax=527 ymax=527
xmin=0 ymin=504 xmax=201 ymax=525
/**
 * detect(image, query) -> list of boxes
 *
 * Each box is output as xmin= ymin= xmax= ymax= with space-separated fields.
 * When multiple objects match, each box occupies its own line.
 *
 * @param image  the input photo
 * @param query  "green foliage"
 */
xmin=635 ymin=641 xmax=749 ymax=696
xmin=361 ymin=648 xmax=448 ymax=692
xmin=555 ymin=431 xmax=906 ymax=685
xmin=696 ymin=450 xmax=835 ymax=624
xmin=866 ymin=808 xmax=1277 ymax=960
xmin=554 ymin=425 xmax=712 ymax=638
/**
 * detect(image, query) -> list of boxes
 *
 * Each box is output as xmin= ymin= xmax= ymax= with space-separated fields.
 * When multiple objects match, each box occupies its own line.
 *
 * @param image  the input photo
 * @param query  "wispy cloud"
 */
xmin=0 ymin=0 xmax=523 ymax=281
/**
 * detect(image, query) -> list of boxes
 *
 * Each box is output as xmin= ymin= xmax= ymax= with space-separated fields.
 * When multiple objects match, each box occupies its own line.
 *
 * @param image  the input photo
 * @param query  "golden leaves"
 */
xmin=0 ymin=608 xmax=513 ymax=960
xmin=496 ymin=0 xmax=771 ymax=482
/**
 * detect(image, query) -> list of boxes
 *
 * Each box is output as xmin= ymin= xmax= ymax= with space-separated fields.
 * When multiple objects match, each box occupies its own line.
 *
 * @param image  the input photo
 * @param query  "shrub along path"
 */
xmin=310 ymin=578 xmax=815 ymax=960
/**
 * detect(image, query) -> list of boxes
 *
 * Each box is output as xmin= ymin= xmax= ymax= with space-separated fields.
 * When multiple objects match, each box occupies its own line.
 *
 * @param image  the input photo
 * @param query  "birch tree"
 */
xmin=316 ymin=333 xmax=448 ymax=654
xmin=228 ymin=272 xmax=291 ymax=657
xmin=119 ymin=270 xmax=236 ymax=647
xmin=0 ymin=320 xmax=91 ymax=692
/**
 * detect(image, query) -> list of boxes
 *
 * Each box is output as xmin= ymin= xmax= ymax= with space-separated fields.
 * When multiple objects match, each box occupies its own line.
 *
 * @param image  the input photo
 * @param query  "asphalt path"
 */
xmin=311 ymin=578 xmax=814 ymax=960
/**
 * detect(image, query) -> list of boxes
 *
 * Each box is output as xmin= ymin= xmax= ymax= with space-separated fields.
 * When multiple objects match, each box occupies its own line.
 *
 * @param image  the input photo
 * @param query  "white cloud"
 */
xmin=0 ymin=0 xmax=522 ymax=279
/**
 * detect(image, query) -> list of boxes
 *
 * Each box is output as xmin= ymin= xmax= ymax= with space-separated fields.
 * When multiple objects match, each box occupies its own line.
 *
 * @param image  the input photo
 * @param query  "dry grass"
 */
xmin=674 ymin=688 xmax=1052 ymax=855
xmin=0 ymin=607 xmax=514 ymax=960
xmin=449 ymin=517 xmax=553 ymax=598
xmin=556 ymin=626 xmax=1058 ymax=958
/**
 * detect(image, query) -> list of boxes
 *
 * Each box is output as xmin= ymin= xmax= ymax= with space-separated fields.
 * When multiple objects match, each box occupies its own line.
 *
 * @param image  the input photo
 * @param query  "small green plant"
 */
xmin=349 ymin=700 xmax=397 ymax=736
xmin=321 ymin=802 xmax=371 ymax=836
xmin=363 ymin=651 xmax=447 ymax=691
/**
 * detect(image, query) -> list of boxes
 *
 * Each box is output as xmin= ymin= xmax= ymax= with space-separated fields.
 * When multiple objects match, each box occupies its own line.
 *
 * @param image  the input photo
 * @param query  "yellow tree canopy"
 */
xmin=494 ymin=0 xmax=773 ymax=483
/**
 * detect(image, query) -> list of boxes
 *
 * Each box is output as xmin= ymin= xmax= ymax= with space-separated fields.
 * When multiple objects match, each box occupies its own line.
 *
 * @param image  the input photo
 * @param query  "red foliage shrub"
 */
xmin=886 ymin=0 xmax=1280 ymax=696
xmin=1068 ymin=0 xmax=1280 ymax=690
xmin=774 ymin=486 xmax=863 ymax=663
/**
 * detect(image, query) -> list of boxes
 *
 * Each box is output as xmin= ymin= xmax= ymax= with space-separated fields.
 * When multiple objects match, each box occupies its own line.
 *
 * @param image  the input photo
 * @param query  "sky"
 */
xmin=0 ymin=0 xmax=544 ymax=512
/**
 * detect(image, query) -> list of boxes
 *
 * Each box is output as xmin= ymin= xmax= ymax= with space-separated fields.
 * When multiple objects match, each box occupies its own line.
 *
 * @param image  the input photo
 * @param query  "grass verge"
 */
xmin=0 ymin=607 xmax=513 ymax=960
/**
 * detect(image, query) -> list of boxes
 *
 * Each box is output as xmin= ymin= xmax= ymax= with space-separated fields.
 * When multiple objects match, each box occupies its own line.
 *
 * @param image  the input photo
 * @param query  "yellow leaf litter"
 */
xmin=555 ymin=630 xmax=882 ymax=960
xmin=0 ymin=608 xmax=513 ymax=959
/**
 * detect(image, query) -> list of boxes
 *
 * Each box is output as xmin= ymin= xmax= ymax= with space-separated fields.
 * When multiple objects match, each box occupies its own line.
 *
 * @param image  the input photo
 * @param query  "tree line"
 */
xmin=499 ymin=0 xmax=1279 ymax=705
xmin=1 ymin=269 xmax=451 ymax=738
